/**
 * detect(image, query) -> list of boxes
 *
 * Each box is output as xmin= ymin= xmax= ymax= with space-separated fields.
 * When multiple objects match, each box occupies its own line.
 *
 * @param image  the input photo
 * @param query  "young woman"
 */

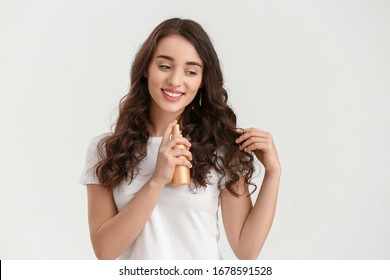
xmin=80 ymin=18 xmax=281 ymax=260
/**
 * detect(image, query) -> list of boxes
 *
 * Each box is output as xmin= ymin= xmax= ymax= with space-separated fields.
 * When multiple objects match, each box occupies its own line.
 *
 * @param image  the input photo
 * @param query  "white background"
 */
xmin=0 ymin=0 xmax=389 ymax=259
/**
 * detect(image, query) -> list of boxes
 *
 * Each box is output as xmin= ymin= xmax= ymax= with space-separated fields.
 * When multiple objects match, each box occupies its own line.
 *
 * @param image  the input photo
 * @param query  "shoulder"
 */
xmin=87 ymin=132 xmax=112 ymax=149
xmin=80 ymin=132 xmax=111 ymax=186
xmin=84 ymin=132 xmax=112 ymax=159
xmin=91 ymin=132 xmax=112 ymax=145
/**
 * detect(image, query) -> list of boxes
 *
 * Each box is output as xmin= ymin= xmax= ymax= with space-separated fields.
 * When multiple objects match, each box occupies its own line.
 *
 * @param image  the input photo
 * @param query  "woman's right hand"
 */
xmin=150 ymin=120 xmax=192 ymax=186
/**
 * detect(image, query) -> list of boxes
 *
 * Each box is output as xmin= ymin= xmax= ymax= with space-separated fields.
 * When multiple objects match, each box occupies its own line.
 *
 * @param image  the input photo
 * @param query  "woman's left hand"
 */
xmin=236 ymin=128 xmax=281 ymax=175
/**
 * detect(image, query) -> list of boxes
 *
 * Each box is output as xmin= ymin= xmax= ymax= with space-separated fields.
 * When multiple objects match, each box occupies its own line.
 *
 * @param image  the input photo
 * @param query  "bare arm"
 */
xmin=221 ymin=128 xmax=281 ymax=259
xmin=86 ymin=120 xmax=192 ymax=259
xmin=87 ymin=179 xmax=165 ymax=259
xmin=221 ymin=171 xmax=280 ymax=259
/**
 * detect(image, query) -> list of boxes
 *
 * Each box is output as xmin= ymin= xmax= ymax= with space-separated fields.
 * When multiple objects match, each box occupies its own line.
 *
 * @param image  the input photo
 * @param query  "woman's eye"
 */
xmin=187 ymin=71 xmax=197 ymax=76
xmin=158 ymin=65 xmax=171 ymax=70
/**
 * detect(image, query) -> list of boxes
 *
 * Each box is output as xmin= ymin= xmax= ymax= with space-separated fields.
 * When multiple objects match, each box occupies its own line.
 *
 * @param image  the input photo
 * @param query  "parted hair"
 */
xmin=95 ymin=18 xmax=255 ymax=196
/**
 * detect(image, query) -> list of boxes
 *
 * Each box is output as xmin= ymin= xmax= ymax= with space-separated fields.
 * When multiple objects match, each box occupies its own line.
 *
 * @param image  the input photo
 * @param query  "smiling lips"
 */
xmin=162 ymin=88 xmax=184 ymax=101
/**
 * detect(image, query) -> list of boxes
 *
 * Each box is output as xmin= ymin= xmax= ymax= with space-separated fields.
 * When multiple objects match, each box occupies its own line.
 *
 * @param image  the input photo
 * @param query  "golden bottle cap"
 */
xmin=172 ymin=124 xmax=181 ymax=136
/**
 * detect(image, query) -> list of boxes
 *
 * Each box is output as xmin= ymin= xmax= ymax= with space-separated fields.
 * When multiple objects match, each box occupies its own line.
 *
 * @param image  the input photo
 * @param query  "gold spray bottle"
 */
xmin=171 ymin=124 xmax=191 ymax=185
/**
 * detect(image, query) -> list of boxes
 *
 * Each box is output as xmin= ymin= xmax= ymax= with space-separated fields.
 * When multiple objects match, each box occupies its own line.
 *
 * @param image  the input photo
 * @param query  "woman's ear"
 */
xmin=144 ymin=71 xmax=148 ymax=78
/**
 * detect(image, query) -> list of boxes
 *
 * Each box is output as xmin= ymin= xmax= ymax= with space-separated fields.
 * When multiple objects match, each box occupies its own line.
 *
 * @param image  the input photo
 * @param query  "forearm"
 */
xmin=237 ymin=170 xmax=280 ymax=259
xmin=92 ymin=179 xmax=164 ymax=259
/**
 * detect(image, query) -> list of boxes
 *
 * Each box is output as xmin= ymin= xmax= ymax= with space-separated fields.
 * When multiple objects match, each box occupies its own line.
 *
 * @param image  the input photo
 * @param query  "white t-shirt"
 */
xmin=80 ymin=134 xmax=223 ymax=259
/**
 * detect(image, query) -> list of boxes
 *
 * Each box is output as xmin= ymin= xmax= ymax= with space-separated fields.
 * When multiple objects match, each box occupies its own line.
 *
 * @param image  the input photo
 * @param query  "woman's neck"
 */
xmin=148 ymin=111 xmax=183 ymax=137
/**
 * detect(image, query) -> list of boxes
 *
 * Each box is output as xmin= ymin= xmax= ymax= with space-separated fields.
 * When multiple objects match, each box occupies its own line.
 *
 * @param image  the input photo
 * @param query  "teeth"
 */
xmin=163 ymin=90 xmax=182 ymax=97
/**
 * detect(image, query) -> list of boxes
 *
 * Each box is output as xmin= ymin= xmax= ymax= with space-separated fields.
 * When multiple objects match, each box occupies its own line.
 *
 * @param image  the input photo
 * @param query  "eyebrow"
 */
xmin=156 ymin=55 xmax=203 ymax=68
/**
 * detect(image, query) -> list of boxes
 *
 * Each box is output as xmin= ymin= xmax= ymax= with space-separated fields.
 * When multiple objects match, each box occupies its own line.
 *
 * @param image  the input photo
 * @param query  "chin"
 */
xmin=154 ymin=104 xmax=183 ymax=114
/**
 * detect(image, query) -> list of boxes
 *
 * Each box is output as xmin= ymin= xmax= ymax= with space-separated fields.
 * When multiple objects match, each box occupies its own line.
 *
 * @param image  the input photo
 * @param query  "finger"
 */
xmin=236 ymin=127 xmax=246 ymax=135
xmin=171 ymin=149 xmax=193 ymax=161
xmin=168 ymin=136 xmax=192 ymax=150
xmin=243 ymin=143 xmax=259 ymax=153
xmin=235 ymin=128 xmax=257 ymax=143
xmin=236 ymin=129 xmax=271 ymax=144
xmin=239 ymin=138 xmax=272 ymax=150
xmin=236 ymin=127 xmax=258 ymax=133
xmin=242 ymin=142 xmax=270 ymax=153
xmin=173 ymin=157 xmax=193 ymax=168
xmin=238 ymin=137 xmax=268 ymax=150
xmin=161 ymin=120 xmax=178 ymax=145
xmin=242 ymin=127 xmax=269 ymax=134
xmin=243 ymin=139 xmax=275 ymax=153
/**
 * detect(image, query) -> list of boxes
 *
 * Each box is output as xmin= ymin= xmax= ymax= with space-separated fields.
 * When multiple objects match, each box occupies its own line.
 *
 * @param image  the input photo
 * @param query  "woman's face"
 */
xmin=146 ymin=35 xmax=203 ymax=118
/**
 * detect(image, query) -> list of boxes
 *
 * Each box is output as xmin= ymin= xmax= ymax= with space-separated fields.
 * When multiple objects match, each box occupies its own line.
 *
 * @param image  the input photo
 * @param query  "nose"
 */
xmin=167 ymin=70 xmax=183 ymax=87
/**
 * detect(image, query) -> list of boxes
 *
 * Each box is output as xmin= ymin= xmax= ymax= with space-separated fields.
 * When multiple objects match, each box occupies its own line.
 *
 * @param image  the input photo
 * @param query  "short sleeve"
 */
xmin=79 ymin=133 xmax=109 ymax=186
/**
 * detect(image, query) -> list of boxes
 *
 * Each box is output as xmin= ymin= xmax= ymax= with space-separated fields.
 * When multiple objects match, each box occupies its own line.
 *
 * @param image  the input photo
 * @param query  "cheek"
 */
xmin=189 ymin=78 xmax=203 ymax=93
xmin=147 ymin=71 xmax=161 ymax=90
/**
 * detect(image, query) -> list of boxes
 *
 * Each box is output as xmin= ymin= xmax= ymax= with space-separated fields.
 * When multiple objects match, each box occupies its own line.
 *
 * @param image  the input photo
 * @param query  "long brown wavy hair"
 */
xmin=95 ymin=18 xmax=255 ymax=196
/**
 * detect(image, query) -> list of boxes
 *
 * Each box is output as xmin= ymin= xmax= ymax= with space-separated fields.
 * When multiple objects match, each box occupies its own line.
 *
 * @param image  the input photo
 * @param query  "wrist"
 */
xmin=264 ymin=166 xmax=281 ymax=177
xmin=147 ymin=177 xmax=166 ymax=191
